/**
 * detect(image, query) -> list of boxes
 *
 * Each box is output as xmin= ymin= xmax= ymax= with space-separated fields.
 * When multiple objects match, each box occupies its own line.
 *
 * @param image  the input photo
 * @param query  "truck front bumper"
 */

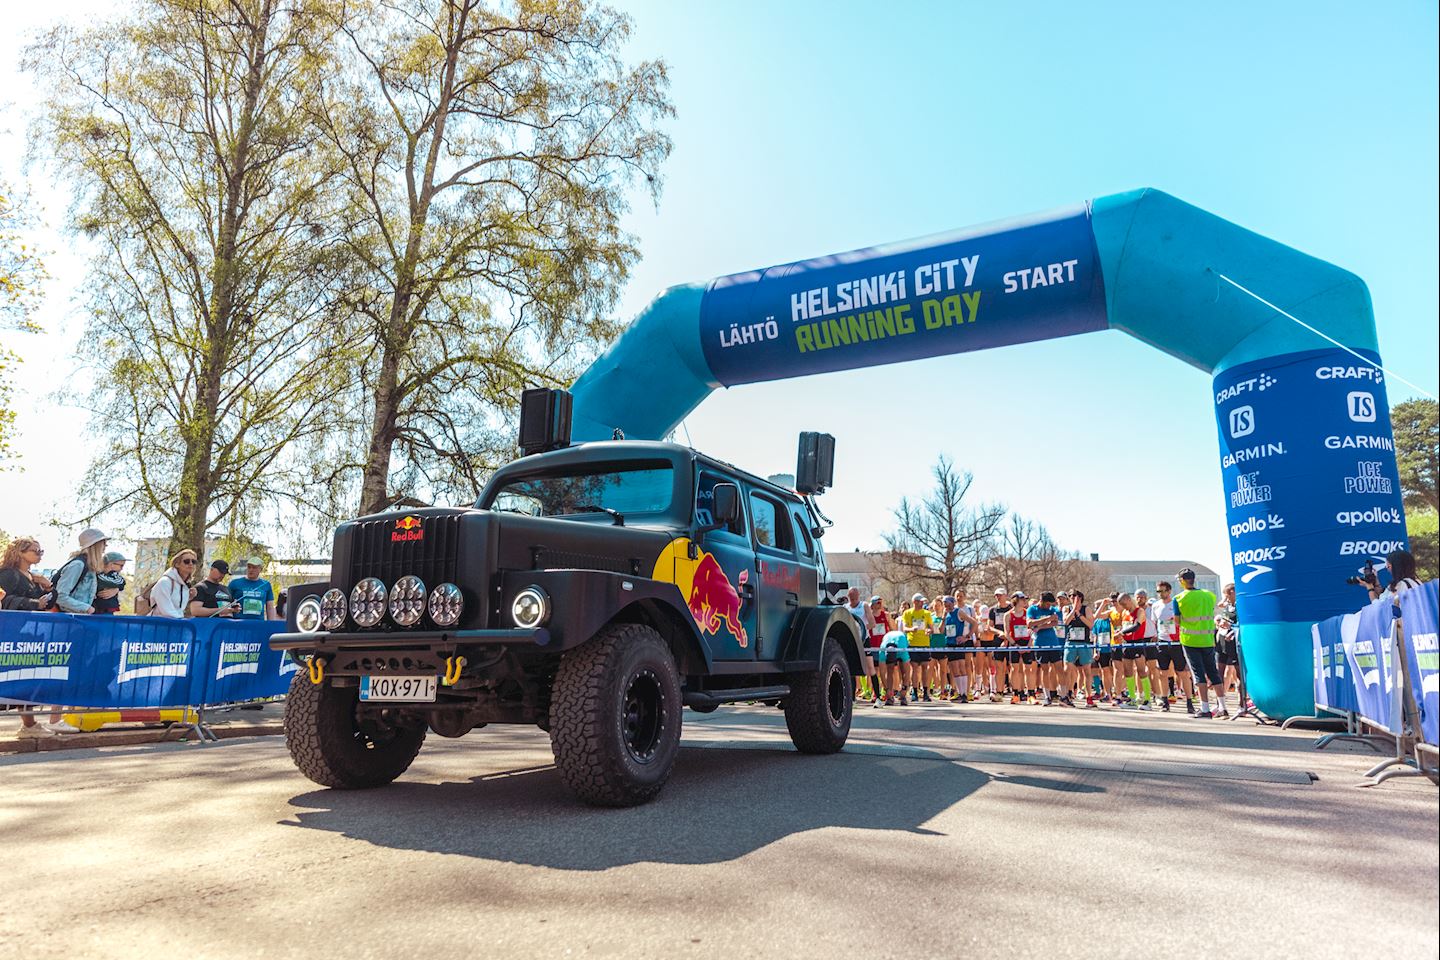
xmin=270 ymin=627 xmax=551 ymax=654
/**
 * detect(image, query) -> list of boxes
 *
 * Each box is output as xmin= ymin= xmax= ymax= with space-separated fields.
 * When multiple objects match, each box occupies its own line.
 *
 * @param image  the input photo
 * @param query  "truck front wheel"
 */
xmin=549 ymin=623 xmax=682 ymax=806
xmin=783 ymin=636 xmax=852 ymax=754
xmin=283 ymin=671 xmax=426 ymax=789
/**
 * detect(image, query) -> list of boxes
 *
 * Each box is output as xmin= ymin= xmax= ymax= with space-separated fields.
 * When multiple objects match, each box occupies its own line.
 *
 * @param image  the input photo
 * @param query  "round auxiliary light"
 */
xmin=319 ymin=588 xmax=347 ymax=631
xmin=350 ymin=577 xmax=388 ymax=628
xmin=389 ymin=575 xmax=427 ymax=627
xmin=429 ymin=582 xmax=464 ymax=628
xmin=295 ymin=595 xmax=323 ymax=633
xmin=511 ymin=585 xmax=551 ymax=629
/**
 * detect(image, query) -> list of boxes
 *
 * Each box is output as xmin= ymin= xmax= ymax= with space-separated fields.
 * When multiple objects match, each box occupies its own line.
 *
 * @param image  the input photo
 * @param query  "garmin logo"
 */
xmin=1343 ymin=461 xmax=1393 ymax=495
xmin=1222 ymin=442 xmax=1286 ymax=469
xmin=1325 ymin=435 xmax=1394 ymax=451
xmin=1230 ymin=472 xmax=1272 ymax=508
xmin=1336 ymin=508 xmax=1403 ymax=527
xmin=1315 ymin=365 xmax=1382 ymax=383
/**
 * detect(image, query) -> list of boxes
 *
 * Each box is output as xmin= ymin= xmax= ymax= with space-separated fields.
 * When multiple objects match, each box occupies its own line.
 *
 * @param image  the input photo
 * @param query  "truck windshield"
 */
xmin=486 ymin=462 xmax=676 ymax=522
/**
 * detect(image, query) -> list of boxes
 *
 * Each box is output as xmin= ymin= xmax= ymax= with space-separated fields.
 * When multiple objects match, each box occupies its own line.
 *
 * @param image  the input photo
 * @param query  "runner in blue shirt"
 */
xmin=1027 ymin=592 xmax=1063 ymax=705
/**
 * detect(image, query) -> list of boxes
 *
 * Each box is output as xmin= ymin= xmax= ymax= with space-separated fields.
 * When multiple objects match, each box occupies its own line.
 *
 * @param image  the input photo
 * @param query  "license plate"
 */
xmin=360 ymin=675 xmax=437 ymax=702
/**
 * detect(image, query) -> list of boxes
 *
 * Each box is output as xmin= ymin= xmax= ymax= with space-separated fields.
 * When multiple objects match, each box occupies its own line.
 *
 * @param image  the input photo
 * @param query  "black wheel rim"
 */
xmin=622 ymin=669 xmax=665 ymax=764
xmin=825 ymin=664 xmax=848 ymax=727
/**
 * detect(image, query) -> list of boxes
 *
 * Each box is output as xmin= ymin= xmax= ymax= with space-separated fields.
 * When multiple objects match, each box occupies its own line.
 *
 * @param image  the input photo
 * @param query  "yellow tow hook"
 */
xmin=307 ymin=656 xmax=325 ymax=685
xmin=442 ymin=655 xmax=466 ymax=686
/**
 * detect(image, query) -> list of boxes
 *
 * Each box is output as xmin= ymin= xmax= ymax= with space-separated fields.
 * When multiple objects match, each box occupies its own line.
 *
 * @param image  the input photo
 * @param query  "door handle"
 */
xmin=785 ymin=591 xmax=800 ymax=607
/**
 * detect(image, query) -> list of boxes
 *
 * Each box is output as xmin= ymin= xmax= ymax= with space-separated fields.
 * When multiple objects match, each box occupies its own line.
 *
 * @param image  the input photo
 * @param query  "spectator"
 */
xmin=191 ymin=559 xmax=240 ymax=618
xmin=1174 ymin=567 xmax=1225 ymax=718
xmin=1384 ymin=549 xmax=1422 ymax=599
xmin=0 ymin=537 xmax=55 ymax=611
xmin=149 ymin=549 xmax=198 ymax=619
xmin=229 ymin=556 xmax=277 ymax=620
xmin=91 ymin=551 xmax=129 ymax=615
xmin=52 ymin=528 xmax=110 ymax=615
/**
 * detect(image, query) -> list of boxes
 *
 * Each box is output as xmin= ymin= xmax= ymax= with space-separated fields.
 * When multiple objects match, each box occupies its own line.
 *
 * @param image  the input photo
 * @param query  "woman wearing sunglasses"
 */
xmin=149 ymin=549 xmax=199 ymax=618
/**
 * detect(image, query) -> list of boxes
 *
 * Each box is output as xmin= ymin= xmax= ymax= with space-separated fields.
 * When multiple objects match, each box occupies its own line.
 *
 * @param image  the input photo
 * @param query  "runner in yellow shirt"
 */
xmin=899 ymin=593 xmax=936 ymax=703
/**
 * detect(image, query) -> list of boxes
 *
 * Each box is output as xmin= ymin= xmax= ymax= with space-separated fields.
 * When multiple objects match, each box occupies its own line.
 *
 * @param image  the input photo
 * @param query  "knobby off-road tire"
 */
xmin=283 ymin=671 xmax=426 ymax=789
xmin=783 ymin=636 xmax=852 ymax=754
xmin=549 ymin=623 xmax=682 ymax=807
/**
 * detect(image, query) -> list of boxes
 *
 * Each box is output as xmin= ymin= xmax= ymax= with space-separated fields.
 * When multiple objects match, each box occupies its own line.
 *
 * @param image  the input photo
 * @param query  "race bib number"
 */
xmin=1067 ymin=627 xmax=1087 ymax=642
xmin=946 ymin=625 xmax=957 ymax=638
xmin=871 ymin=623 xmax=885 ymax=637
xmin=1013 ymin=626 xmax=1030 ymax=639
xmin=241 ymin=596 xmax=264 ymax=617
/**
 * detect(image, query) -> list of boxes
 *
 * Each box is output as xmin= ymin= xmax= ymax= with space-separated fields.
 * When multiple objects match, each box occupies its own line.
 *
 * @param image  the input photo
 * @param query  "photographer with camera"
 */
xmin=1347 ymin=559 xmax=1383 ymax=601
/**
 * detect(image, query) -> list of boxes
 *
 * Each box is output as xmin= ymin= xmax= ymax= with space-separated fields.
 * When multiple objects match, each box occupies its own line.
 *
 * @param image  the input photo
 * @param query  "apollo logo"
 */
xmin=1229 ymin=513 xmax=1286 ymax=538
xmin=1336 ymin=508 xmax=1403 ymax=527
xmin=1233 ymin=545 xmax=1287 ymax=566
xmin=1340 ymin=540 xmax=1405 ymax=557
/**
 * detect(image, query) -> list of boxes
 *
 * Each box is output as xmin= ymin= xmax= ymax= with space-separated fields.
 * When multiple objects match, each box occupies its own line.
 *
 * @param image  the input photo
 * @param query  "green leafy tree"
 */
xmin=1407 ymin=509 xmax=1438 ymax=583
xmin=316 ymin=0 xmax=673 ymax=514
xmin=27 ymin=0 xmax=352 ymax=553
xmin=0 ymin=183 xmax=47 ymax=468
xmin=1392 ymin=398 xmax=1438 ymax=512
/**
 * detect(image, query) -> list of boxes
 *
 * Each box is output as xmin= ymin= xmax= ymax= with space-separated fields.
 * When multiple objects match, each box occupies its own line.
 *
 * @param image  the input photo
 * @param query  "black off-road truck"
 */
xmin=272 ymin=391 xmax=863 ymax=806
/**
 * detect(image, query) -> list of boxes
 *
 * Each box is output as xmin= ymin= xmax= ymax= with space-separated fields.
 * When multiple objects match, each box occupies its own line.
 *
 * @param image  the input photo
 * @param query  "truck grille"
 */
xmin=346 ymin=515 xmax=461 ymax=593
xmin=534 ymin=548 xmax=637 ymax=575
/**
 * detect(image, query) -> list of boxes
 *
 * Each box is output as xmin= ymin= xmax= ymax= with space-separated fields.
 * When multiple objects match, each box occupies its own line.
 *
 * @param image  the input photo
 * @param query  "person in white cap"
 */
xmin=228 ymin=556 xmax=277 ymax=620
xmin=50 ymin=527 xmax=109 ymax=615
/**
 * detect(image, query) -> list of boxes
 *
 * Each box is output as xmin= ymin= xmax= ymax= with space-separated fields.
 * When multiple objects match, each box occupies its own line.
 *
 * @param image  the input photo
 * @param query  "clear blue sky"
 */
xmin=2 ymin=1 xmax=1436 ymax=580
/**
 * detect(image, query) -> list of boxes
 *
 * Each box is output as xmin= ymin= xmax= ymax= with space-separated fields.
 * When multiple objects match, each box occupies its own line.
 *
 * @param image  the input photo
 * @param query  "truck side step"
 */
xmin=683 ymin=685 xmax=791 ymax=708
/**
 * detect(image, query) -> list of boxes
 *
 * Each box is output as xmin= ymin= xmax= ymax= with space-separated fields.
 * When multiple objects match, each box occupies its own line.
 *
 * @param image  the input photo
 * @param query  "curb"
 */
xmin=0 ymin=722 xmax=285 ymax=755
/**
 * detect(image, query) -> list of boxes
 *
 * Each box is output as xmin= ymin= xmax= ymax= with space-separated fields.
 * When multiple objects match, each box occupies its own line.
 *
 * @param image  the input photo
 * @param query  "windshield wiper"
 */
xmin=573 ymin=503 xmax=625 ymax=526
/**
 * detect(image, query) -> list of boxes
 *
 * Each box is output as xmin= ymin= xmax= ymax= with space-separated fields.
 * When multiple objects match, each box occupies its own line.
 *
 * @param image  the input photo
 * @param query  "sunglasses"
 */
xmin=179 ymin=558 xmax=197 ymax=565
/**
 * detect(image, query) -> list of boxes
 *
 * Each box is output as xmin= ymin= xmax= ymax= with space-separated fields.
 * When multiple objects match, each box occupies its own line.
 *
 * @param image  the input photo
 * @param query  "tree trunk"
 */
xmin=359 ymin=340 xmax=402 ymax=515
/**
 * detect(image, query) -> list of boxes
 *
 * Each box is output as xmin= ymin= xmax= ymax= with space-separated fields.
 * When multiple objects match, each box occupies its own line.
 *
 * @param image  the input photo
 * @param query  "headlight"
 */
xmin=511 ymin=586 xmax=550 ymax=628
xmin=319 ymin=588 xmax=347 ymax=631
xmin=429 ymin=582 xmax=464 ymax=627
xmin=295 ymin=595 xmax=323 ymax=633
xmin=350 ymin=577 xmax=388 ymax=628
xmin=389 ymin=575 xmax=427 ymax=627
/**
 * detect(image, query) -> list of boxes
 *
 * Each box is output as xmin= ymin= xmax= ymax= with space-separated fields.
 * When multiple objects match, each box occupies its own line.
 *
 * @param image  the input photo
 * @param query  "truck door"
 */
xmin=746 ymin=490 xmax=811 ymax=662
xmin=692 ymin=469 xmax=759 ymax=661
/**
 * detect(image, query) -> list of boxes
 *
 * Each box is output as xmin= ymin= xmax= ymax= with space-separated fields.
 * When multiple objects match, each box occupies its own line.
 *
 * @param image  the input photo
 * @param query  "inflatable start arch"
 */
xmin=570 ymin=188 xmax=1411 ymax=719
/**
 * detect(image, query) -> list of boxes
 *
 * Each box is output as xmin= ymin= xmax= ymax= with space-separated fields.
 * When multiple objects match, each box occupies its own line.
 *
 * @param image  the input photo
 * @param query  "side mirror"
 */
xmin=712 ymin=483 xmax=740 ymax=525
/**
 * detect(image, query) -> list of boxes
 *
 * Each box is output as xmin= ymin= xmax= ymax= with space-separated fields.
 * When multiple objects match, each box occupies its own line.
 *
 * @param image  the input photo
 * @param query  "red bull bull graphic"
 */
xmin=392 ymin=516 xmax=424 ymax=543
xmin=652 ymin=538 xmax=750 ymax=649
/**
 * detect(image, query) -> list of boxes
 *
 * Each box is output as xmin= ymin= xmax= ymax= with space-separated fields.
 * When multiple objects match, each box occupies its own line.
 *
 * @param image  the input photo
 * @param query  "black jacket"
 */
xmin=0 ymin=567 xmax=48 ymax=610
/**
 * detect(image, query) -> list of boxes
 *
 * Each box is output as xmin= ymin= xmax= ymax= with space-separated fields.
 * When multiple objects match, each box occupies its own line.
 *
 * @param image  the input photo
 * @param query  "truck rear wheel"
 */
xmin=283 ymin=671 xmax=426 ymax=789
xmin=549 ymin=623 xmax=682 ymax=806
xmin=784 ymin=636 xmax=852 ymax=754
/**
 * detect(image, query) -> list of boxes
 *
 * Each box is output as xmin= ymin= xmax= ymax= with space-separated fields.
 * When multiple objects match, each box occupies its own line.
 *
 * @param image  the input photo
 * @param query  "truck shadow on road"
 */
xmin=284 ymin=745 xmax=997 ymax=870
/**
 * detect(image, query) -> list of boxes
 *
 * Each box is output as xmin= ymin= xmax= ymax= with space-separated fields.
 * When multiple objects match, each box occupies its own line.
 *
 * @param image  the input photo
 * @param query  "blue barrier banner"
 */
xmin=697 ymin=205 xmax=1106 ymax=386
xmin=1312 ymin=612 xmax=1358 ymax=715
xmin=1399 ymin=580 xmax=1438 ymax=746
xmin=1343 ymin=596 xmax=1400 ymax=730
xmin=1213 ymin=348 xmax=1408 ymax=625
xmin=0 ymin=611 xmax=287 ymax=708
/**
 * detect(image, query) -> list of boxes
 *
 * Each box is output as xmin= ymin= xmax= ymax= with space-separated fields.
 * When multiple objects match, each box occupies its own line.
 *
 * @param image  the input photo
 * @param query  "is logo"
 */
xmin=1340 ymin=539 xmax=1405 ymax=557
xmin=391 ymin=516 xmax=424 ymax=543
xmin=1343 ymin=461 xmax=1393 ymax=496
xmin=1228 ymin=405 xmax=1255 ymax=439
xmin=1335 ymin=507 xmax=1403 ymax=527
xmin=1347 ymin=392 xmax=1377 ymax=423
xmin=1229 ymin=513 xmax=1286 ymax=538
xmin=1230 ymin=472 xmax=1272 ymax=508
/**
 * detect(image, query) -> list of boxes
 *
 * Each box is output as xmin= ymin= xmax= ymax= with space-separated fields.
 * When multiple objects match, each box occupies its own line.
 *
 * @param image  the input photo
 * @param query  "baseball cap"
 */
xmin=942 ymin=595 xmax=956 ymax=604
xmin=245 ymin=556 xmax=264 ymax=567
xmin=1011 ymin=590 xmax=1028 ymax=600
xmin=77 ymin=527 xmax=109 ymax=550
xmin=101 ymin=551 xmax=128 ymax=564
xmin=868 ymin=595 xmax=882 ymax=604
xmin=911 ymin=592 xmax=926 ymax=602
xmin=211 ymin=559 xmax=230 ymax=575
xmin=993 ymin=588 xmax=1006 ymax=596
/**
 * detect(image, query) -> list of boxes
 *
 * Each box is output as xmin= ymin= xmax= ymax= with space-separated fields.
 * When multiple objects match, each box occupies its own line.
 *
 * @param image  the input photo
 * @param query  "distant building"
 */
xmin=824 ymin=548 xmax=937 ymax=604
xmin=1101 ymin=559 xmax=1222 ymax=596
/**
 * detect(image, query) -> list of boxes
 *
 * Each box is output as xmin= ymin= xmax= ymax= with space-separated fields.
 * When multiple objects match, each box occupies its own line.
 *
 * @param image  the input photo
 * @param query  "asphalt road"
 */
xmin=2 ymin=701 xmax=1435 ymax=959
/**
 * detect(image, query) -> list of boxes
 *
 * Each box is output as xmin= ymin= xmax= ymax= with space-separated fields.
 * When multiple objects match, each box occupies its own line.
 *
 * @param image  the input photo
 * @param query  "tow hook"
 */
xmin=442 ymin=656 xmax=467 ymax=686
xmin=306 ymin=656 xmax=325 ymax=685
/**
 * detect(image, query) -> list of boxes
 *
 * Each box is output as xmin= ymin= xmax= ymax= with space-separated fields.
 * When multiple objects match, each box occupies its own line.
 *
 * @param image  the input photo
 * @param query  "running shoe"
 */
xmin=1161 ymin=698 xmax=1171 ymax=713
xmin=898 ymin=694 xmax=909 ymax=706
xmin=1216 ymin=708 xmax=1231 ymax=719
xmin=1084 ymin=695 xmax=1095 ymax=708
xmin=1010 ymin=694 xmax=1021 ymax=705
xmin=885 ymin=696 xmax=897 ymax=706
xmin=1026 ymin=694 xmax=1037 ymax=705
xmin=1192 ymin=711 xmax=1214 ymax=719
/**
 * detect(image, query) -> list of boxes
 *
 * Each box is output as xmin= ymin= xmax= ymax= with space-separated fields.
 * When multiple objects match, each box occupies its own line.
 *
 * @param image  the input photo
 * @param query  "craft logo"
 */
xmin=1324 ymin=434 xmax=1394 ymax=451
xmin=118 ymin=639 xmax=190 ymax=683
xmin=1229 ymin=472 xmax=1272 ymax=508
xmin=1315 ymin=365 xmax=1382 ymax=383
xmin=1335 ymin=507 xmax=1403 ymax=528
xmin=215 ymin=641 xmax=263 ymax=680
xmin=1228 ymin=405 xmax=1255 ymax=439
xmin=1221 ymin=442 xmax=1285 ymax=469
xmin=392 ymin=516 xmax=424 ymax=543
xmin=1215 ymin=373 xmax=1277 ymax=405
xmin=1346 ymin=391 xmax=1377 ymax=423
xmin=1229 ymin=513 xmax=1285 ymax=538
xmin=1343 ymin=461 xmax=1393 ymax=496
xmin=0 ymin=639 xmax=72 ymax=684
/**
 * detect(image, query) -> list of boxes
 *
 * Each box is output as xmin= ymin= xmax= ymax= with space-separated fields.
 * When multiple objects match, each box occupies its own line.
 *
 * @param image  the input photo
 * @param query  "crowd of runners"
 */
xmin=846 ymin=568 xmax=1242 ymax=719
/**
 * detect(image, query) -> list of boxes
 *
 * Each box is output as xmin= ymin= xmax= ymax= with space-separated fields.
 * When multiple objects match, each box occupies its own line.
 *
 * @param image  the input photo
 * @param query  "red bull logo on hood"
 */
xmin=652 ymin=538 xmax=749 ymax=648
xmin=392 ymin=516 xmax=424 ymax=543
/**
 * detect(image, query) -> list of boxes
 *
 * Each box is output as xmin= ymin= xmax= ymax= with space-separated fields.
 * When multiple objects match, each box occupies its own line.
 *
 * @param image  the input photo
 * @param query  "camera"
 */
xmin=1345 ymin=560 xmax=1378 ymax=587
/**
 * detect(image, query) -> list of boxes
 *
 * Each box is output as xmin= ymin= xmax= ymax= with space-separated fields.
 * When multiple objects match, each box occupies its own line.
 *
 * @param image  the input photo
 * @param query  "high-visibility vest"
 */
xmin=1175 ymin=588 xmax=1217 ymax=647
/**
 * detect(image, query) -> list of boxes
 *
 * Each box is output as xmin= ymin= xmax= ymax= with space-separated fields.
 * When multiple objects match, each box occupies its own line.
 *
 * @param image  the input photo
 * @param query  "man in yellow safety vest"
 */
xmin=1174 ymin=567 xmax=1227 ymax=718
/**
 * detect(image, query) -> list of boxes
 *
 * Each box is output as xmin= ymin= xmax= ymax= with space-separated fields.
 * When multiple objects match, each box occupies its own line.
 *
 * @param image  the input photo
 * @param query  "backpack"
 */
xmin=45 ymin=557 xmax=86 ymax=612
